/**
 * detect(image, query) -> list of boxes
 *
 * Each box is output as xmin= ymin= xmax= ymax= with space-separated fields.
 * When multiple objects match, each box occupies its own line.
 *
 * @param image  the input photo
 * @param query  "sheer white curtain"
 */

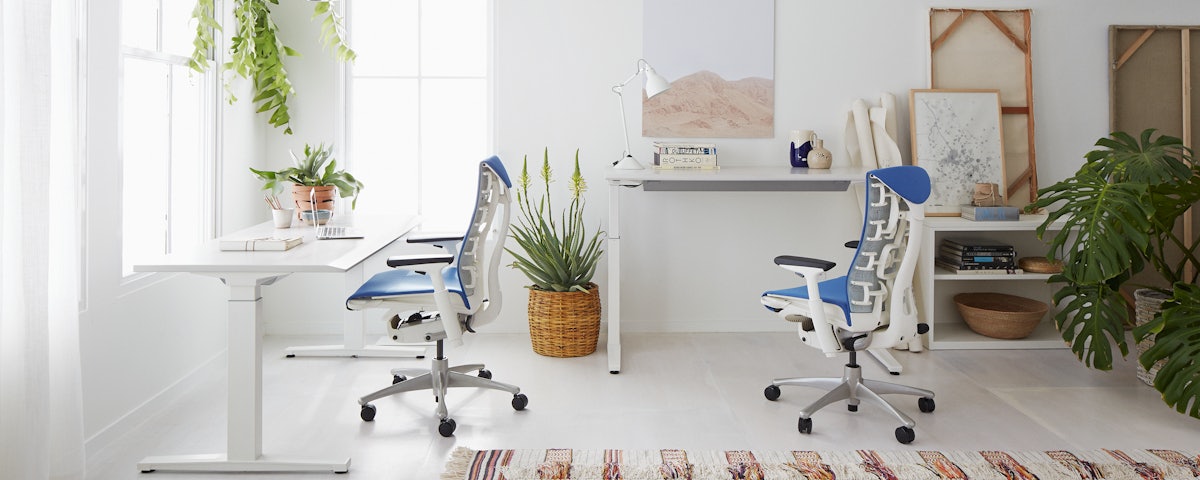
xmin=0 ymin=0 xmax=86 ymax=478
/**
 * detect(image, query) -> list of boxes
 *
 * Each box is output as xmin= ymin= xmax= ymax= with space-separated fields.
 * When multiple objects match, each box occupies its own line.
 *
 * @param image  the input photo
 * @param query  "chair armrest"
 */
xmin=386 ymin=254 xmax=454 ymax=268
xmin=406 ymin=232 xmax=463 ymax=245
xmin=844 ymin=240 xmax=860 ymax=249
xmin=774 ymin=255 xmax=836 ymax=271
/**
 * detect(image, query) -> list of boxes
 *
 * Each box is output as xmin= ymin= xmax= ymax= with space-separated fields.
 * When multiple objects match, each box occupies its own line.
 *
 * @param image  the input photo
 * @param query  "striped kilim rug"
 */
xmin=443 ymin=447 xmax=1200 ymax=480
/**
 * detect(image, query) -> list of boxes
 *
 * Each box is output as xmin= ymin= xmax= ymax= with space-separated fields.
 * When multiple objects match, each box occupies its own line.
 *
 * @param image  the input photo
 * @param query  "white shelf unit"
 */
xmin=918 ymin=215 xmax=1067 ymax=350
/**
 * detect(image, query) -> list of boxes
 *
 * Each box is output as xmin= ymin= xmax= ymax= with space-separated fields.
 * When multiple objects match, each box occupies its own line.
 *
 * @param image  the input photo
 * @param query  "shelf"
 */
xmin=933 ymin=271 xmax=1054 ymax=281
xmin=928 ymin=318 xmax=1065 ymax=350
xmin=925 ymin=214 xmax=1061 ymax=232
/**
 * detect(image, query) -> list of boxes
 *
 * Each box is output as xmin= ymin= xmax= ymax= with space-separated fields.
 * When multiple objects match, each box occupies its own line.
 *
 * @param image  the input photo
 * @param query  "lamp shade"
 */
xmin=643 ymin=67 xmax=671 ymax=98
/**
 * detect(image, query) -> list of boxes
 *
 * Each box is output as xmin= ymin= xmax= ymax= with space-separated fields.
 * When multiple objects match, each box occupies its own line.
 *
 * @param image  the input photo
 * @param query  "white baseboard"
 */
xmin=266 ymin=318 xmax=793 ymax=336
xmin=84 ymin=350 xmax=225 ymax=466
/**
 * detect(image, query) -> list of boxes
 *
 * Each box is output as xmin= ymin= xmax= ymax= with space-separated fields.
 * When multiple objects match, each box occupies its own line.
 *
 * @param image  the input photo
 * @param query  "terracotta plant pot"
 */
xmin=292 ymin=185 xmax=336 ymax=224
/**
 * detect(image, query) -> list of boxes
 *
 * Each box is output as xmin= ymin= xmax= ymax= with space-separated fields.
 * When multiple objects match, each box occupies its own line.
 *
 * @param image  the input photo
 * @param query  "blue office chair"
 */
xmin=760 ymin=165 xmax=935 ymax=444
xmin=348 ymin=156 xmax=527 ymax=437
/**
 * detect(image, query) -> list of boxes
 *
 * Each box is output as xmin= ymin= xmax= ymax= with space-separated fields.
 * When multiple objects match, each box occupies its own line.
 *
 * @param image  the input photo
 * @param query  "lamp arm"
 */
xmin=615 ymin=88 xmax=632 ymax=161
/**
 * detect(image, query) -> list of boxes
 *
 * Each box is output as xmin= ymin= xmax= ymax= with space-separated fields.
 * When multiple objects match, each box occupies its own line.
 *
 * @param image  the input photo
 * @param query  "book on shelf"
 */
xmin=219 ymin=235 xmax=303 ymax=251
xmin=935 ymin=258 xmax=1024 ymax=274
xmin=938 ymin=246 xmax=1016 ymax=264
xmin=961 ymin=205 xmax=1020 ymax=221
xmin=653 ymin=142 xmax=718 ymax=169
xmin=653 ymin=142 xmax=717 ymax=155
xmin=941 ymin=238 xmax=1016 ymax=254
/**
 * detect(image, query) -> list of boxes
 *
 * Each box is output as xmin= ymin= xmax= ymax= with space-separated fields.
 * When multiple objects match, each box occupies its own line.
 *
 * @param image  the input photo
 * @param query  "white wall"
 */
xmin=266 ymin=0 xmax=1200 ymax=335
xmin=80 ymin=0 xmax=1200 ymax=448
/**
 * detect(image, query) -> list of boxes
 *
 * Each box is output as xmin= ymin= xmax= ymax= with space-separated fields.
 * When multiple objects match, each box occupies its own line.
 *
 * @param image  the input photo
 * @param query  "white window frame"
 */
xmin=114 ymin=0 xmax=219 ymax=288
xmin=340 ymin=0 xmax=497 ymax=226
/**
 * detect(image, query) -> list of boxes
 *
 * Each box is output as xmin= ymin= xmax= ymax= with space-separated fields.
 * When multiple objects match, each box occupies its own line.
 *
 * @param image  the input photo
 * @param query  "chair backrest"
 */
xmin=843 ymin=166 xmax=929 ymax=344
xmin=451 ymin=156 xmax=512 ymax=327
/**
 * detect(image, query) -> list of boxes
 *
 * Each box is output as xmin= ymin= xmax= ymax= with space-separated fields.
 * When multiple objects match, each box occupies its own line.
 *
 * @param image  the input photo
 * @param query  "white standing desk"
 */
xmin=132 ymin=213 xmax=418 ymax=473
xmin=605 ymin=166 xmax=898 ymax=374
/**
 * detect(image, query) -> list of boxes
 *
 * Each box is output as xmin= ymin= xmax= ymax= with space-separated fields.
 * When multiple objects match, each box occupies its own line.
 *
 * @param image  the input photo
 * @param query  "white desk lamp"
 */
xmin=611 ymin=59 xmax=671 ymax=170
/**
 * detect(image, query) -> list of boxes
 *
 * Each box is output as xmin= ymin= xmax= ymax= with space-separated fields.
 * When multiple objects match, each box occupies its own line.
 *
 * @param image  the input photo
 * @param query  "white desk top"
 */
xmin=606 ymin=165 xmax=871 ymax=182
xmin=606 ymin=165 xmax=872 ymax=191
xmin=134 ymin=213 xmax=421 ymax=274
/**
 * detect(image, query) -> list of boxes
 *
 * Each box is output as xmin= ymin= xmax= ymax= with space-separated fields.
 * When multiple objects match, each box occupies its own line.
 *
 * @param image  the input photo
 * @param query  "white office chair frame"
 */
xmin=761 ymin=166 xmax=935 ymax=444
xmin=347 ymin=157 xmax=526 ymax=437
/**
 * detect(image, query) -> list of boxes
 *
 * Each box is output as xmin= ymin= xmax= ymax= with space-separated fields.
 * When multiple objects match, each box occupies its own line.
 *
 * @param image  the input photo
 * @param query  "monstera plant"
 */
xmin=1031 ymin=129 xmax=1200 ymax=418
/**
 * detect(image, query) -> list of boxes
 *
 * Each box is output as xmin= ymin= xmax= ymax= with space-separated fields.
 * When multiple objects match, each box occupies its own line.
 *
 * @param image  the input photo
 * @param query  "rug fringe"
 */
xmin=441 ymin=446 xmax=476 ymax=480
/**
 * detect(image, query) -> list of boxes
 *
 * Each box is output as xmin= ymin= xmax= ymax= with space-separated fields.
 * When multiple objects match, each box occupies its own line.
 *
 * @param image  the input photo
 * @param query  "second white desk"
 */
xmin=604 ymin=166 xmax=875 ymax=374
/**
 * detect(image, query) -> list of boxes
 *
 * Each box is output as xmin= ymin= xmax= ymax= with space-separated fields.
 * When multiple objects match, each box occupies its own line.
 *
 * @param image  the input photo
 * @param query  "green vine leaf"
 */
xmin=188 ymin=0 xmax=355 ymax=135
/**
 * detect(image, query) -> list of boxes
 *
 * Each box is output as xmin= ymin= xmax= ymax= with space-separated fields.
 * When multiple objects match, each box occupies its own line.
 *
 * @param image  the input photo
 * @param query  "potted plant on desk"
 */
xmin=250 ymin=143 xmax=364 ymax=224
xmin=1030 ymin=128 xmax=1200 ymax=418
xmin=507 ymin=148 xmax=605 ymax=357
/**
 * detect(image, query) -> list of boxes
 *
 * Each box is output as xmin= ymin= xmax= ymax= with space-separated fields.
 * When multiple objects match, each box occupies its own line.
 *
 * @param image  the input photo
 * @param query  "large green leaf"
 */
xmin=1134 ymin=283 xmax=1200 ymax=419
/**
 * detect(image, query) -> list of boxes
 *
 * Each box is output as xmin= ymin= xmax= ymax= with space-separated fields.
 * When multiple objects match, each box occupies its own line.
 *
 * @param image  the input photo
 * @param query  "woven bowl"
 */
xmin=1018 ymin=256 xmax=1063 ymax=274
xmin=954 ymin=292 xmax=1048 ymax=339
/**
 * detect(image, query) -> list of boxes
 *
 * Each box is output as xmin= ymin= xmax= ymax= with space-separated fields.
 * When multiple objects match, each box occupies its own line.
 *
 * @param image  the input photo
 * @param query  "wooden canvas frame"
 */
xmin=909 ymin=89 xmax=1007 ymax=216
xmin=929 ymin=9 xmax=1037 ymax=207
xmin=1110 ymin=25 xmax=1198 ymax=280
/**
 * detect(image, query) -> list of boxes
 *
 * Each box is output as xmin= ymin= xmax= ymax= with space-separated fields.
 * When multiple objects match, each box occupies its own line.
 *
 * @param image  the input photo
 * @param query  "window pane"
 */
xmin=122 ymin=58 xmax=170 ymax=276
xmin=420 ymin=79 xmax=487 ymax=230
xmin=350 ymin=0 xmax=418 ymax=77
xmin=161 ymin=0 xmax=195 ymax=57
xmin=169 ymin=64 xmax=204 ymax=252
xmin=121 ymin=0 xmax=158 ymax=50
xmin=421 ymin=0 xmax=487 ymax=77
xmin=349 ymin=78 xmax=419 ymax=217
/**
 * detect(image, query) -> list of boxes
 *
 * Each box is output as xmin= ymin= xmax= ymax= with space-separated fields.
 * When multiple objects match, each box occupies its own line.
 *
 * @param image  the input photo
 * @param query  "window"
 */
xmin=346 ymin=0 xmax=492 ymax=230
xmin=120 ymin=0 xmax=213 ymax=276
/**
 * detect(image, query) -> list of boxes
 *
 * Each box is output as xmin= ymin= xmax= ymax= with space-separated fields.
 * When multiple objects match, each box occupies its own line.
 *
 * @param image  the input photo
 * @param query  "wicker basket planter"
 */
xmin=527 ymin=283 xmax=601 ymax=357
xmin=1134 ymin=288 xmax=1170 ymax=386
xmin=954 ymin=292 xmax=1048 ymax=340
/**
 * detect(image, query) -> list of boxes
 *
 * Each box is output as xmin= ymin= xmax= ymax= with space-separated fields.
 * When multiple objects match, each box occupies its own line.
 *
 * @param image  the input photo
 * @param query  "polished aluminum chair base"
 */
xmin=765 ymin=350 xmax=934 ymax=444
xmin=358 ymin=335 xmax=527 ymax=437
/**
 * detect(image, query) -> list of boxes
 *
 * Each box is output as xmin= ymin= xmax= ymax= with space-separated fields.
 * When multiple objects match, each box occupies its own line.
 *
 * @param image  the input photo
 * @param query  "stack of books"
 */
xmin=652 ymin=142 xmax=718 ymax=169
xmin=936 ymin=239 xmax=1022 ymax=274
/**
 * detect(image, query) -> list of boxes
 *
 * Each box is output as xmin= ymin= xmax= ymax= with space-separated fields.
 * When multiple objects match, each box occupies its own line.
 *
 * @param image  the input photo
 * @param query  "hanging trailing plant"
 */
xmin=188 ymin=0 xmax=356 ymax=135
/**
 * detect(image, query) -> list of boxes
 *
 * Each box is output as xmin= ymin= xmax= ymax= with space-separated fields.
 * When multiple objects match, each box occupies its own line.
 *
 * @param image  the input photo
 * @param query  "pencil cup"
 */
xmin=272 ymin=208 xmax=294 ymax=228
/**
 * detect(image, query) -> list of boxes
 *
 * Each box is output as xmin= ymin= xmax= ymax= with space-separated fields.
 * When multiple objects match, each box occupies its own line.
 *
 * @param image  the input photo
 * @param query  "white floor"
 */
xmin=85 ymin=333 xmax=1200 ymax=479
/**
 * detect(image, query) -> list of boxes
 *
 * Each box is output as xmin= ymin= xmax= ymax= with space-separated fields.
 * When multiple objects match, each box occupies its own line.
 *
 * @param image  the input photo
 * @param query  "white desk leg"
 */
xmin=607 ymin=183 xmax=622 ymax=374
xmin=868 ymin=348 xmax=903 ymax=375
xmin=138 ymin=273 xmax=351 ymax=473
xmin=284 ymin=262 xmax=429 ymax=358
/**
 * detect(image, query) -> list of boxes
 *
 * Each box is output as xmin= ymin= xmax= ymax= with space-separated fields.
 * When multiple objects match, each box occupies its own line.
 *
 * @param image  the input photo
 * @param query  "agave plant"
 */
xmin=506 ymin=148 xmax=604 ymax=292
xmin=1032 ymin=129 xmax=1200 ymax=418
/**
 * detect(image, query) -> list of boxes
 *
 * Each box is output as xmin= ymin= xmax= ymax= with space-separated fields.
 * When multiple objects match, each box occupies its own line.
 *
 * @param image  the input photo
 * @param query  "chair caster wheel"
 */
xmin=848 ymin=404 xmax=858 ymax=412
xmin=393 ymin=375 xmax=406 ymax=384
xmin=798 ymin=417 xmax=813 ymax=434
xmin=360 ymin=404 xmax=376 ymax=422
xmin=512 ymin=393 xmax=528 ymax=411
xmin=895 ymin=426 xmax=915 ymax=444
xmin=438 ymin=418 xmax=456 ymax=437
xmin=919 ymin=397 xmax=935 ymax=413
xmin=764 ymin=385 xmax=781 ymax=401
xmin=478 ymin=369 xmax=492 ymax=379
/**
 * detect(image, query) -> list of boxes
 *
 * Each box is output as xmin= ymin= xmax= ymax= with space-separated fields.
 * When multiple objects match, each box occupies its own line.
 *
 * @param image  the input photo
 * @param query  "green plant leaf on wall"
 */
xmin=188 ymin=0 xmax=356 ymax=135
